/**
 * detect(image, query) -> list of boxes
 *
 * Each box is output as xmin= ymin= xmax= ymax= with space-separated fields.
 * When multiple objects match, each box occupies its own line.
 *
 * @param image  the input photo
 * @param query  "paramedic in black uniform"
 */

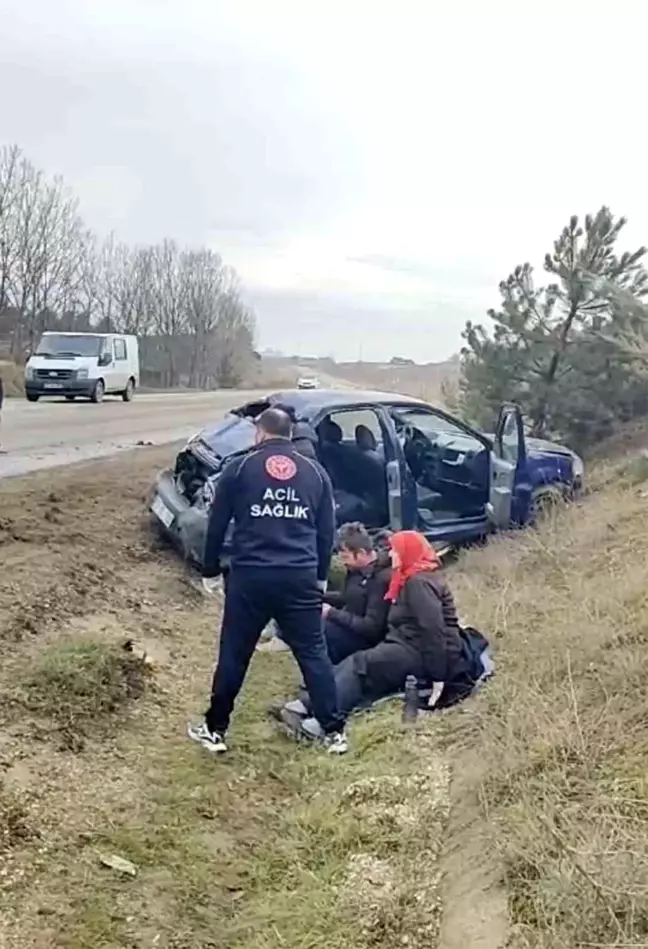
xmin=188 ymin=407 xmax=348 ymax=755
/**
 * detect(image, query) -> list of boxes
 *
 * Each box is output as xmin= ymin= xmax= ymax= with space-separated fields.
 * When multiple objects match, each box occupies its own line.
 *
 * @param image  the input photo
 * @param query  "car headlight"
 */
xmin=25 ymin=366 xmax=34 ymax=380
xmin=76 ymin=368 xmax=89 ymax=379
xmin=571 ymin=453 xmax=584 ymax=479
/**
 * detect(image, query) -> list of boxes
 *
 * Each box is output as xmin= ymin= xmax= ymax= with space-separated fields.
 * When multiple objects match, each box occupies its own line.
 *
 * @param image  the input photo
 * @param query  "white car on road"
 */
xmin=296 ymin=375 xmax=320 ymax=390
xmin=24 ymin=332 xmax=140 ymax=404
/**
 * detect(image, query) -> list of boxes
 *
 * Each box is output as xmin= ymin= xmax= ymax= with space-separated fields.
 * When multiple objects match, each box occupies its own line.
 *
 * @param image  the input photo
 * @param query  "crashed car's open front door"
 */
xmin=378 ymin=407 xmax=405 ymax=532
xmin=488 ymin=403 xmax=525 ymax=529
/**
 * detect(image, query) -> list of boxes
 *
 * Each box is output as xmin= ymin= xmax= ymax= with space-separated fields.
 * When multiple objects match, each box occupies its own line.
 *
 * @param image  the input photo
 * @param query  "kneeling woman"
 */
xmin=284 ymin=530 xmax=489 ymax=736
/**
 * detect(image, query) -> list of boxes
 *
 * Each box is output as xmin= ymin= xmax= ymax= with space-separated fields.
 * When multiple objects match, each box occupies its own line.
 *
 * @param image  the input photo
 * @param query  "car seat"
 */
xmin=317 ymin=418 xmax=362 ymax=493
xmin=355 ymin=423 xmax=379 ymax=455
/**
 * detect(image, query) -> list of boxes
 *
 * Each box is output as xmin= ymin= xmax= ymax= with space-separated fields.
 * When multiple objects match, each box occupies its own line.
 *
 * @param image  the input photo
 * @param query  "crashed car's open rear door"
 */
xmin=488 ymin=403 xmax=525 ymax=529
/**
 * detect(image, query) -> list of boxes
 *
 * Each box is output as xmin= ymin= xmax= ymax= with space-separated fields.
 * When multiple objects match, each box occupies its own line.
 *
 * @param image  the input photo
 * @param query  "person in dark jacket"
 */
xmin=267 ymin=522 xmax=391 ymax=659
xmin=322 ymin=522 xmax=392 ymax=665
xmin=188 ymin=407 xmax=348 ymax=755
xmin=279 ymin=530 xmax=490 ymax=738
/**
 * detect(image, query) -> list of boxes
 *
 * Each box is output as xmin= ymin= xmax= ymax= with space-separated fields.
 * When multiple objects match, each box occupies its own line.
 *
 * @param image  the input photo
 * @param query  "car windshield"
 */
xmin=35 ymin=334 xmax=102 ymax=357
xmin=199 ymin=416 xmax=257 ymax=456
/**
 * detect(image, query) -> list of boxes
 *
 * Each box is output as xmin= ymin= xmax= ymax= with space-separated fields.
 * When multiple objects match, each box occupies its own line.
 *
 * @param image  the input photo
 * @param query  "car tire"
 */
xmin=26 ymin=393 xmax=39 ymax=403
xmin=90 ymin=379 xmax=105 ymax=404
xmin=122 ymin=378 xmax=135 ymax=402
xmin=530 ymin=485 xmax=564 ymax=523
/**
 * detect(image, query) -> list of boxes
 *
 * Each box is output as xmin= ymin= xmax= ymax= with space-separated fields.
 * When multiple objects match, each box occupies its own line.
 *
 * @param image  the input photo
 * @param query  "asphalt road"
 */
xmin=0 ymin=390 xmax=267 ymax=478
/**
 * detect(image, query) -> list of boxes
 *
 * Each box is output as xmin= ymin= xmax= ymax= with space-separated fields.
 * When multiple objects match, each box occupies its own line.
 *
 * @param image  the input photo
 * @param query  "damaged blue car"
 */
xmin=150 ymin=388 xmax=584 ymax=564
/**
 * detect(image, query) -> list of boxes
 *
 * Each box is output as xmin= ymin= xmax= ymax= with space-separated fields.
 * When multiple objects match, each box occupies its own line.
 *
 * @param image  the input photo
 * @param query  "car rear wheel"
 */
xmin=122 ymin=378 xmax=135 ymax=402
xmin=26 ymin=393 xmax=39 ymax=403
xmin=90 ymin=379 xmax=105 ymax=404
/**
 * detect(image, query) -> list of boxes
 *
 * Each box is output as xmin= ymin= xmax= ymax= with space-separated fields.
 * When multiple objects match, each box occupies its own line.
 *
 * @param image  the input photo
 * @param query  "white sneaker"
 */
xmin=187 ymin=721 xmax=227 ymax=754
xmin=284 ymin=699 xmax=309 ymax=716
xmin=324 ymin=730 xmax=349 ymax=755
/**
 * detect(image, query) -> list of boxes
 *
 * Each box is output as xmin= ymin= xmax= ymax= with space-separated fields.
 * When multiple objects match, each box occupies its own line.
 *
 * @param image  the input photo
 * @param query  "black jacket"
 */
xmin=203 ymin=437 xmax=335 ymax=581
xmin=325 ymin=551 xmax=391 ymax=645
xmin=385 ymin=571 xmax=465 ymax=681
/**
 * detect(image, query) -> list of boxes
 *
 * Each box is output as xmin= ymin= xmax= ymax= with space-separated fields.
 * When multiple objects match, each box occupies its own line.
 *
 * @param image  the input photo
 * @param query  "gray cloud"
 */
xmin=243 ymin=285 xmax=481 ymax=361
xmin=2 ymin=1 xmax=647 ymax=363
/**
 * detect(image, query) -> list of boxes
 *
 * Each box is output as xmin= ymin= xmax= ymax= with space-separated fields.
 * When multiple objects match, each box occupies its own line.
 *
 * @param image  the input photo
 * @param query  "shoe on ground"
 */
xmin=284 ymin=698 xmax=309 ymax=716
xmin=324 ymin=730 xmax=349 ymax=755
xmin=301 ymin=718 xmax=349 ymax=754
xmin=187 ymin=721 xmax=227 ymax=754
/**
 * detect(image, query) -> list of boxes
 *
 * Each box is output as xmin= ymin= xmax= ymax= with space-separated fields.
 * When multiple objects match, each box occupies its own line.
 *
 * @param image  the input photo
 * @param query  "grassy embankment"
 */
xmin=2 ymin=434 xmax=648 ymax=947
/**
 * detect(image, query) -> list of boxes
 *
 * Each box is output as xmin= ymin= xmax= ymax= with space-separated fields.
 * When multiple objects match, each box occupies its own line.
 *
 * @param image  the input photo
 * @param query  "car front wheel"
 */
xmin=530 ymin=485 xmax=564 ymax=523
xmin=90 ymin=379 xmax=105 ymax=403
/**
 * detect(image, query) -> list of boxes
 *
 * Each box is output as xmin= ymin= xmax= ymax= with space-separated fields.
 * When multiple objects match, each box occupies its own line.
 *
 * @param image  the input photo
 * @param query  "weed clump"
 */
xmin=23 ymin=640 xmax=151 ymax=750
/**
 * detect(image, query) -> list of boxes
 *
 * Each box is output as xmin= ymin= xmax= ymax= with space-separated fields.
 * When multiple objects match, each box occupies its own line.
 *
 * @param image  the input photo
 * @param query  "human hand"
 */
xmin=201 ymin=577 xmax=220 ymax=596
xmin=321 ymin=602 xmax=331 ymax=617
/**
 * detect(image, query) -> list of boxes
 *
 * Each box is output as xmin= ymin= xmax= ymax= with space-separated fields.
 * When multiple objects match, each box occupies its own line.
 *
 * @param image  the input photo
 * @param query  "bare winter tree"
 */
xmin=210 ymin=278 xmax=256 ymax=388
xmin=181 ymin=248 xmax=226 ymax=387
xmin=0 ymin=145 xmax=21 ymax=318
xmin=0 ymin=142 xmax=257 ymax=386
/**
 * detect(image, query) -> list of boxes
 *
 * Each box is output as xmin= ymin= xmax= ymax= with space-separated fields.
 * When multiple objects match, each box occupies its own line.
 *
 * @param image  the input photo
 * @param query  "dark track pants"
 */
xmin=206 ymin=569 xmax=345 ymax=736
xmin=324 ymin=618 xmax=374 ymax=666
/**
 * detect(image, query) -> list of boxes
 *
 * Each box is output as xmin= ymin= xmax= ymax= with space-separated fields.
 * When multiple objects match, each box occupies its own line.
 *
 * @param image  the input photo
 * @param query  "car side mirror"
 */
xmin=98 ymin=352 xmax=112 ymax=367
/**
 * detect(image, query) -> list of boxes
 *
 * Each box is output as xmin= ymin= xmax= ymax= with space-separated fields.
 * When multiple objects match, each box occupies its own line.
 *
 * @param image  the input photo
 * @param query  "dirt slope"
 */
xmin=0 ymin=449 xmax=456 ymax=949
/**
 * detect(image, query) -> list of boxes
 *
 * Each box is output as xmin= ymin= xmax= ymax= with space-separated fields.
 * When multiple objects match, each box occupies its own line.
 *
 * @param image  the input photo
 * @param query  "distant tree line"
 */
xmin=453 ymin=207 xmax=648 ymax=449
xmin=0 ymin=144 xmax=256 ymax=387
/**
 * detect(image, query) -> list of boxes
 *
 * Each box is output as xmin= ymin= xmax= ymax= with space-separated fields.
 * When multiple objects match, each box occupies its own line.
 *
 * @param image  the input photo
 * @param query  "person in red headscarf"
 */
xmin=275 ymin=530 xmax=490 ymax=740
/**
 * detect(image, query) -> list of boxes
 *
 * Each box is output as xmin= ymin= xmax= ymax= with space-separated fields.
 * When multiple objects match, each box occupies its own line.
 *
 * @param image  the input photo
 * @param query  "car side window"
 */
xmin=395 ymin=408 xmax=480 ymax=448
xmin=114 ymin=339 xmax=127 ymax=361
xmin=327 ymin=409 xmax=383 ymax=444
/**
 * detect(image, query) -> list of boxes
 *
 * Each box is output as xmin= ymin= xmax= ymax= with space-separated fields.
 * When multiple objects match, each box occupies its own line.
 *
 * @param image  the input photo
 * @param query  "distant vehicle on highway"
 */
xmin=296 ymin=375 xmax=320 ymax=389
xmin=150 ymin=388 xmax=584 ymax=565
xmin=24 ymin=332 xmax=140 ymax=404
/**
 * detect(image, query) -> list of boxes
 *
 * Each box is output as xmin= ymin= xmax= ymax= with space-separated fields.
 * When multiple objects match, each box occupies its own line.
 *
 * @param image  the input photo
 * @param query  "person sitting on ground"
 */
xmin=322 ymin=522 xmax=392 ymax=665
xmin=277 ymin=530 xmax=492 ymax=740
xmin=263 ymin=523 xmax=391 ymax=659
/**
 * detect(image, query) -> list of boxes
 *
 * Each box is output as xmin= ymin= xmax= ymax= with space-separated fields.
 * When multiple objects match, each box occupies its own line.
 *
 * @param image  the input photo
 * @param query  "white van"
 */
xmin=24 ymin=332 xmax=140 ymax=403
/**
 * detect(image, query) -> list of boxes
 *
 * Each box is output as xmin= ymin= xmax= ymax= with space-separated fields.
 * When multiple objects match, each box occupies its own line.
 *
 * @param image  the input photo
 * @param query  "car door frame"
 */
xmin=488 ymin=402 xmax=527 ymax=529
xmin=386 ymin=401 xmax=493 ymax=543
xmin=308 ymin=401 xmax=405 ymax=531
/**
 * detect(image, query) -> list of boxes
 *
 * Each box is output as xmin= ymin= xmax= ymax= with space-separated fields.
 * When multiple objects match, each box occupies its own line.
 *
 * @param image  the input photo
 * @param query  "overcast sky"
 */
xmin=2 ymin=0 xmax=647 ymax=360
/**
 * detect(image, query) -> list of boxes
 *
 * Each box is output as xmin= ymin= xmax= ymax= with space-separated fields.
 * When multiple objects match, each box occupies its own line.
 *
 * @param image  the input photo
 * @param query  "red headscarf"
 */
xmin=385 ymin=530 xmax=441 ymax=602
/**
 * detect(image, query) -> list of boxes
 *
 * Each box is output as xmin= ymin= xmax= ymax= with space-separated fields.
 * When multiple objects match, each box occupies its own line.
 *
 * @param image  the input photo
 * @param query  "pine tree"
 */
xmin=458 ymin=207 xmax=648 ymax=446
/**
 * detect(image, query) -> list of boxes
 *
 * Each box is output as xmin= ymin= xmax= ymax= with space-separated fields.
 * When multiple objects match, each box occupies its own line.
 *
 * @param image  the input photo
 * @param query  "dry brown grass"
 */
xmin=3 ymin=428 xmax=648 ymax=947
xmin=447 ymin=461 xmax=648 ymax=948
xmin=332 ymin=361 xmax=458 ymax=404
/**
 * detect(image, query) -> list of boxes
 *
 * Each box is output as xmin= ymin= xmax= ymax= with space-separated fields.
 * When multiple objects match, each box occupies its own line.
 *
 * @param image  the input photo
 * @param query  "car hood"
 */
xmin=193 ymin=413 xmax=257 ymax=464
xmin=483 ymin=432 xmax=575 ymax=459
xmin=525 ymin=436 xmax=575 ymax=458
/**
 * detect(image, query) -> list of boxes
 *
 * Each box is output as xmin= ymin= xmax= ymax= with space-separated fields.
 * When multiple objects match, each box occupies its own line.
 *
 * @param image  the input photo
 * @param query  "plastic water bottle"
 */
xmin=402 ymin=675 xmax=419 ymax=724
